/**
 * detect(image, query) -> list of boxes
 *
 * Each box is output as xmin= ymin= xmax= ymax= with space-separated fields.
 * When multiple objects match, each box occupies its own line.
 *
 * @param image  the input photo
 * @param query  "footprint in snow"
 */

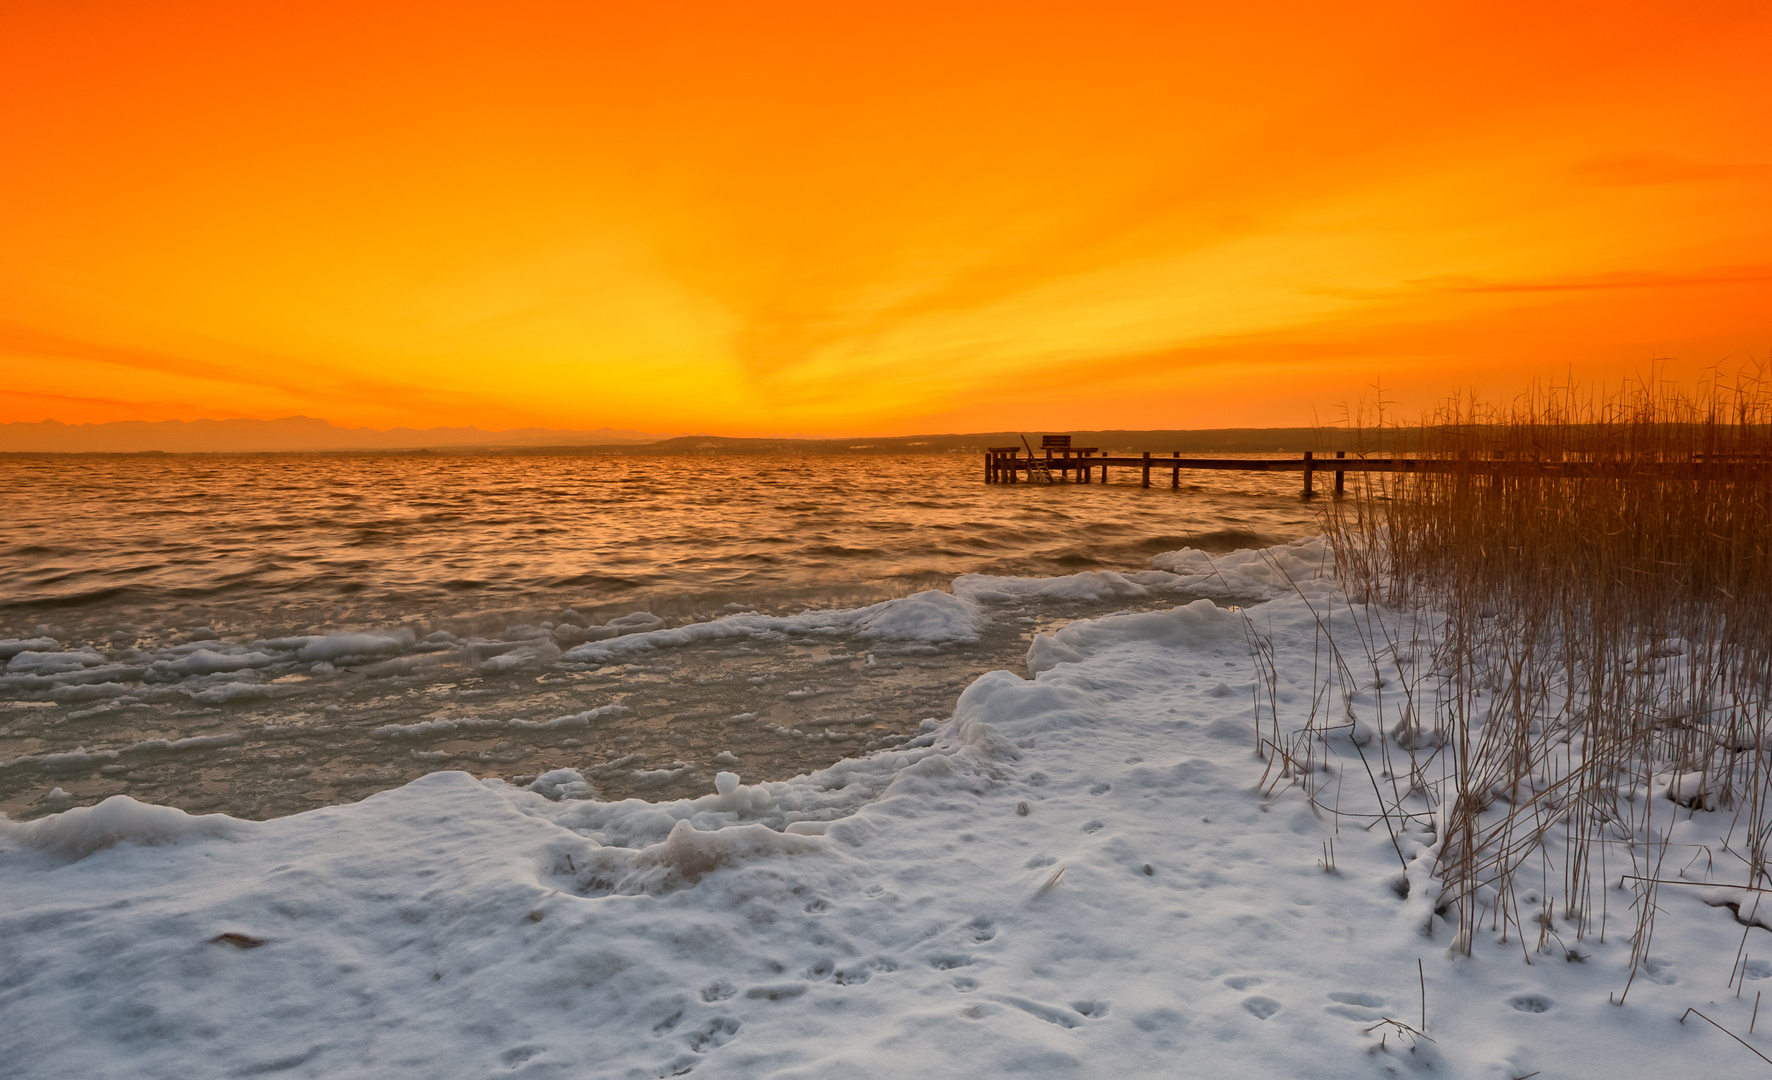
xmin=1641 ymin=958 xmax=1678 ymax=985
xmin=1081 ymin=820 xmax=1105 ymax=833
xmin=1222 ymin=975 xmax=1263 ymax=990
xmin=654 ymin=1054 xmax=698 ymax=1077
xmin=831 ymin=957 xmax=895 ymax=986
xmin=1242 ymin=996 xmax=1283 ymax=1020
xmin=686 ymin=1018 xmax=740 ymax=1053
xmin=500 ymin=1045 xmax=546 ymax=1068
xmin=1324 ymin=991 xmax=1386 ymax=1021
xmin=1509 ymin=994 xmax=1552 ymax=1013
xmin=1089 ymin=783 xmax=1111 ymax=796
xmin=986 ymin=993 xmax=1089 ymax=1028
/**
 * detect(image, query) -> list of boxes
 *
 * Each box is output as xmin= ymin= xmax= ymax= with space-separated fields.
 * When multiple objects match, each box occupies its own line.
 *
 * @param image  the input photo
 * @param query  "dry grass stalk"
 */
xmin=1310 ymin=376 xmax=1772 ymax=972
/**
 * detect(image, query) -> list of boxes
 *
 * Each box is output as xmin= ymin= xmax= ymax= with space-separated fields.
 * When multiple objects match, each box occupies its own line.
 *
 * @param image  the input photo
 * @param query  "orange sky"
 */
xmin=2 ymin=1 xmax=1769 ymax=436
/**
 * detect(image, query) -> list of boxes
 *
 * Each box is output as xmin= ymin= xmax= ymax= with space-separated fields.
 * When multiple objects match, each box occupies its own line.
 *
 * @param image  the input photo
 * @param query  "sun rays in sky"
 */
xmin=3 ymin=1 xmax=1769 ymax=435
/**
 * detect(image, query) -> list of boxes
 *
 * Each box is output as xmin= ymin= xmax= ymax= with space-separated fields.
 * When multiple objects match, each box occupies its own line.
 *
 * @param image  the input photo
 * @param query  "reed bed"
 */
xmin=1297 ymin=380 xmax=1772 ymax=976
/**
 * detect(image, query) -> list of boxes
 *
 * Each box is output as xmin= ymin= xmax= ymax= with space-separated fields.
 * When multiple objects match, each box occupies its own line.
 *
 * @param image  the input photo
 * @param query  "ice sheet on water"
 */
xmin=952 ymin=569 xmax=1154 ymax=602
xmin=146 ymin=649 xmax=277 ymax=678
xmin=560 ymin=589 xmax=985 ymax=666
xmin=371 ymin=705 xmax=627 ymax=740
xmin=0 ymin=733 xmax=248 ymax=772
xmin=290 ymin=630 xmax=416 ymax=662
xmin=5 ymin=648 xmax=108 ymax=674
xmin=371 ymin=717 xmax=505 ymax=738
xmin=187 ymin=682 xmax=287 ymax=704
xmin=2 ymin=584 xmax=993 ymax=721
xmin=506 ymin=704 xmax=627 ymax=729
xmin=0 ymin=637 xmax=60 ymax=660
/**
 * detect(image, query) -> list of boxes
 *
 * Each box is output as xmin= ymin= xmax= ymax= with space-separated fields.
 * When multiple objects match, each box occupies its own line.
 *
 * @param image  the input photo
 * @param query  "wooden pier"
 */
xmin=984 ymin=436 xmax=1771 ymax=498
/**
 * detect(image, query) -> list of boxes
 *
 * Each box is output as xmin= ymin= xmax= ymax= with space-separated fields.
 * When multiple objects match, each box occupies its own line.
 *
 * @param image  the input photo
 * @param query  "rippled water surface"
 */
xmin=2 ymin=452 xmax=1317 ymax=820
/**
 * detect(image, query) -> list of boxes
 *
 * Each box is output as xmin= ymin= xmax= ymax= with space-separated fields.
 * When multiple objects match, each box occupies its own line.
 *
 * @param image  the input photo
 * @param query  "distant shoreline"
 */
xmin=0 ymin=426 xmax=1416 ymax=457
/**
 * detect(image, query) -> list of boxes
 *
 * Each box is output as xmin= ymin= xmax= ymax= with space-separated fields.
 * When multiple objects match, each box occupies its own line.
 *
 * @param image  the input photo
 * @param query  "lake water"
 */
xmin=0 ymin=452 xmax=1317 ymax=820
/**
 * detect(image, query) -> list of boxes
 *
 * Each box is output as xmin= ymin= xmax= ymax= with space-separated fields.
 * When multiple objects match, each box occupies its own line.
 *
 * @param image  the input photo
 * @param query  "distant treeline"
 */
xmin=528 ymin=428 xmax=1420 ymax=456
xmin=3 ymin=425 xmax=1425 ymax=457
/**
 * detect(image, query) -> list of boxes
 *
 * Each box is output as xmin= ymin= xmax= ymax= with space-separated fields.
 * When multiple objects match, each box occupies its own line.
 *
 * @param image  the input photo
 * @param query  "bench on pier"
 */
xmin=986 ymin=438 xmax=1102 ymax=483
xmin=1032 ymin=435 xmax=1103 ymax=482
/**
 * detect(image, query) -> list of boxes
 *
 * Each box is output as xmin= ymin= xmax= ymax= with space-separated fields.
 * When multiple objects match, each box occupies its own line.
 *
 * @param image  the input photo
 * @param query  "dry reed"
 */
xmin=1306 ymin=376 xmax=1772 ymax=976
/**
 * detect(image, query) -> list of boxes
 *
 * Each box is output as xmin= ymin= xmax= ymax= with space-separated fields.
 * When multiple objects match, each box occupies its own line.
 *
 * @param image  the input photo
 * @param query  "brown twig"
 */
xmin=1680 ymin=1008 xmax=1772 ymax=1067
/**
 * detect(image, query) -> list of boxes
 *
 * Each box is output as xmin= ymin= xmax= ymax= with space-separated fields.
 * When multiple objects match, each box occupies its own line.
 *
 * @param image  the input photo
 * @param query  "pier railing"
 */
xmin=984 ymin=448 xmax=1772 ymax=497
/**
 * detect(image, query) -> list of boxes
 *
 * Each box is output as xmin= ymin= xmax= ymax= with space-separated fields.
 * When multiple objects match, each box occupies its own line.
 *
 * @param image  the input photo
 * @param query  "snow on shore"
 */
xmin=2 ymin=542 xmax=1763 ymax=1078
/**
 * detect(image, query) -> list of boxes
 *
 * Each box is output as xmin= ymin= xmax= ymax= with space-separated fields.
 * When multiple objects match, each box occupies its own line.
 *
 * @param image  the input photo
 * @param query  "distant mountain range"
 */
xmin=0 ymin=417 xmax=1405 ymax=455
xmin=0 ymin=416 xmax=668 ymax=453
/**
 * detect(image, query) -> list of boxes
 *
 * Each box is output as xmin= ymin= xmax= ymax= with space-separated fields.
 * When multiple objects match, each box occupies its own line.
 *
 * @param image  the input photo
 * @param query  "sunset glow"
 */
xmin=3 ymin=1 xmax=1769 ymax=435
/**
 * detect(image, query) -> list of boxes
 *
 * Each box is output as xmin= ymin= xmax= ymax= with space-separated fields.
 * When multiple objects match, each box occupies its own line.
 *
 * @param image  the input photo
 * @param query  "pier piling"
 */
xmin=981 ymin=439 xmax=1761 ymax=495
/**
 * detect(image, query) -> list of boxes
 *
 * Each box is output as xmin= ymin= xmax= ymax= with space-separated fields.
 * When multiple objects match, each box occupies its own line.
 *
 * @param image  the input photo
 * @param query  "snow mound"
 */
xmin=1149 ymin=536 xmax=1333 ymax=598
xmin=555 ymin=818 xmax=827 ymax=897
xmin=851 ymin=588 xmax=983 ymax=642
xmin=526 ymin=768 xmax=596 ymax=801
xmin=1027 ymin=598 xmax=1240 ymax=675
xmin=0 ymin=795 xmax=253 ymax=859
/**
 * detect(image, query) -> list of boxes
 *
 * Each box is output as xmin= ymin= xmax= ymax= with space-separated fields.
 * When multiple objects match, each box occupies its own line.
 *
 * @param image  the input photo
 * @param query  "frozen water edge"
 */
xmin=0 ymin=544 xmax=1289 ymax=820
xmin=1 ymin=540 xmax=1764 ymax=1079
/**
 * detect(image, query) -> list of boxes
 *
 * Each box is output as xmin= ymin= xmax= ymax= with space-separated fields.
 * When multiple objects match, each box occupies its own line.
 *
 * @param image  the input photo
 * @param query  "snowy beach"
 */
xmin=7 ymin=1 xmax=1766 ymax=1072
xmin=4 ymin=540 xmax=1763 ymax=1079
